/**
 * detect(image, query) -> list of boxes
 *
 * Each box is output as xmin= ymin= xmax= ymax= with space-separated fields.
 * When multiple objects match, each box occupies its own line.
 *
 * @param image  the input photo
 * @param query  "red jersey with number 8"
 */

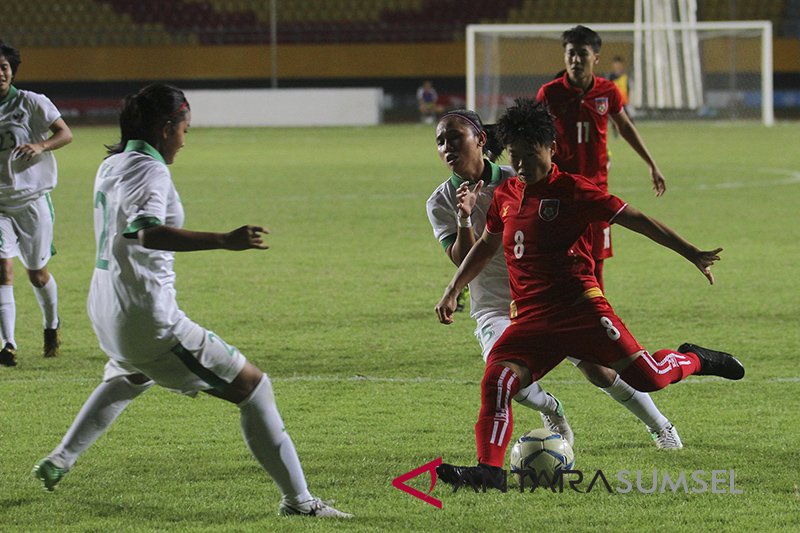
xmin=485 ymin=165 xmax=626 ymax=319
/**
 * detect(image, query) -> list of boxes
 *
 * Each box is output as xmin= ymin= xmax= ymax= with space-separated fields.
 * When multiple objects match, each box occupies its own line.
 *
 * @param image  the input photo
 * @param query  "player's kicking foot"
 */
xmin=32 ymin=459 xmax=67 ymax=491
xmin=436 ymin=463 xmax=508 ymax=492
xmin=0 ymin=343 xmax=17 ymax=367
xmin=43 ymin=324 xmax=61 ymax=358
xmin=649 ymin=423 xmax=683 ymax=450
xmin=279 ymin=497 xmax=353 ymax=518
xmin=540 ymin=393 xmax=574 ymax=447
xmin=679 ymin=343 xmax=744 ymax=380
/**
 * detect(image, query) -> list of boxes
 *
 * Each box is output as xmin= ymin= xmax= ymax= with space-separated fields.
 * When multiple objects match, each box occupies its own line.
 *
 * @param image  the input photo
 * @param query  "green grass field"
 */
xmin=1 ymin=121 xmax=799 ymax=531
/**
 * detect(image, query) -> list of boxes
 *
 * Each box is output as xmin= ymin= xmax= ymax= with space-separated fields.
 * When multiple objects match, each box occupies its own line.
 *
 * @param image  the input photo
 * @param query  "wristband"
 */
xmin=457 ymin=215 xmax=472 ymax=228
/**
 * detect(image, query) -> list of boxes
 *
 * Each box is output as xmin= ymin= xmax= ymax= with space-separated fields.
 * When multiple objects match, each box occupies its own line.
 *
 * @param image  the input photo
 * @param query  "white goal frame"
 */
xmin=466 ymin=21 xmax=774 ymax=126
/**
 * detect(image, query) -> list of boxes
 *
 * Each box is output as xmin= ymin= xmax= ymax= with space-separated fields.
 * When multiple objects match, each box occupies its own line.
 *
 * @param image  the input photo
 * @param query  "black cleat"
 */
xmin=43 ymin=325 xmax=61 ymax=358
xmin=0 ymin=343 xmax=17 ymax=367
xmin=679 ymin=343 xmax=744 ymax=380
xmin=436 ymin=463 xmax=507 ymax=493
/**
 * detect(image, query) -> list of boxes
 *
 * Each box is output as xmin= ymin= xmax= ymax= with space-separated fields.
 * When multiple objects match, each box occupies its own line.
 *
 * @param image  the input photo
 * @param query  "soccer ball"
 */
xmin=509 ymin=428 xmax=575 ymax=482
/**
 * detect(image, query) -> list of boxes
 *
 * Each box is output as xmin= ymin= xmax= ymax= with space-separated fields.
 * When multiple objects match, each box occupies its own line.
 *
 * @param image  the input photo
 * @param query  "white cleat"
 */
xmin=649 ymin=423 xmax=683 ymax=450
xmin=279 ymin=497 xmax=353 ymax=518
xmin=540 ymin=393 xmax=574 ymax=447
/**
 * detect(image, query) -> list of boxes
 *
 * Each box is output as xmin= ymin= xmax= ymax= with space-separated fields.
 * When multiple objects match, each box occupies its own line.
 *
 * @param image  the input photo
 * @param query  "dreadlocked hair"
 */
xmin=496 ymin=98 xmax=556 ymax=149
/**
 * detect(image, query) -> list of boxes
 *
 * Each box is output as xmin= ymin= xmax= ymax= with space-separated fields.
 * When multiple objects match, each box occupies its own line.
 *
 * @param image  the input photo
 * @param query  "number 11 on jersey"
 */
xmin=577 ymin=121 xmax=590 ymax=144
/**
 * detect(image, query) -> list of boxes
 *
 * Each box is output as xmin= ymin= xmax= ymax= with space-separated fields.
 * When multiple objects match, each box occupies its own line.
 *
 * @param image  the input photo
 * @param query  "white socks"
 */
xmin=33 ymin=275 xmax=59 ymax=329
xmin=0 ymin=285 xmax=15 ymax=347
xmin=238 ymin=375 xmax=312 ymax=504
xmin=513 ymin=381 xmax=560 ymax=415
xmin=49 ymin=376 xmax=153 ymax=470
xmin=601 ymin=374 xmax=669 ymax=431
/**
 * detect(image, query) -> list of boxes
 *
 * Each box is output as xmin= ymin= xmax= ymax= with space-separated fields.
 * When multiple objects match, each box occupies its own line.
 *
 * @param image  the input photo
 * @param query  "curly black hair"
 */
xmin=496 ymin=98 xmax=556 ymax=149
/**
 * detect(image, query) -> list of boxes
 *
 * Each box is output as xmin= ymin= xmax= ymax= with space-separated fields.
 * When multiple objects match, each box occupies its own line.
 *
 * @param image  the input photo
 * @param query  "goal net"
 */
xmin=467 ymin=21 xmax=773 ymax=125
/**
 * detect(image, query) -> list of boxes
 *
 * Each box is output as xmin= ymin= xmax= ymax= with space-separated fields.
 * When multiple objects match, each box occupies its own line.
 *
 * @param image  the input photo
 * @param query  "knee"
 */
xmin=482 ymin=360 xmax=530 ymax=392
xmin=28 ymin=268 xmax=50 ymax=288
xmin=578 ymin=362 xmax=618 ymax=388
xmin=225 ymin=362 xmax=265 ymax=403
xmin=124 ymin=373 xmax=153 ymax=386
xmin=0 ymin=259 xmax=13 ymax=284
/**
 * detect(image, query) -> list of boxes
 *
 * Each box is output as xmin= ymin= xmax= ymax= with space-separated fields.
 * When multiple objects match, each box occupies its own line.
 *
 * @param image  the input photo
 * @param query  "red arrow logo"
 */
xmin=391 ymin=457 xmax=443 ymax=509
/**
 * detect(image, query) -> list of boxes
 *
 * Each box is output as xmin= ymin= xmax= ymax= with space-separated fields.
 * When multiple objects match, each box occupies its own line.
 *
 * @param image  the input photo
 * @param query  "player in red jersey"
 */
xmin=536 ymin=24 xmax=666 ymax=289
xmin=537 ymin=26 xmax=680 ymax=446
xmin=433 ymin=99 xmax=744 ymax=491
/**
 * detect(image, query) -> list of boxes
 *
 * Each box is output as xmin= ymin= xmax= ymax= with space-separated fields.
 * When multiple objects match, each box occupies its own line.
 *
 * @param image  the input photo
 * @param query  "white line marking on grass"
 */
xmin=3 ymin=375 xmax=798 ymax=386
xmin=614 ymin=169 xmax=800 ymax=194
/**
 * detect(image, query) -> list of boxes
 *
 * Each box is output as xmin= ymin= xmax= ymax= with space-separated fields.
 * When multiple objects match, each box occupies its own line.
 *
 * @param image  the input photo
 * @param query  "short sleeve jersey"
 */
xmin=0 ymin=87 xmax=61 ymax=207
xmin=87 ymin=140 xmax=189 ymax=361
xmin=426 ymin=160 xmax=515 ymax=324
xmin=485 ymin=165 xmax=627 ymax=319
xmin=536 ymin=74 xmax=623 ymax=191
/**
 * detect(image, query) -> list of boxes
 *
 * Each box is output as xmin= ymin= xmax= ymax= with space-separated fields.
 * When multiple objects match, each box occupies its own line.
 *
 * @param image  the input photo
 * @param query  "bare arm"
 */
xmin=13 ymin=118 xmax=73 ymax=161
xmin=435 ymin=229 xmax=502 ymax=324
xmin=610 ymin=110 xmax=666 ymax=196
xmin=614 ymin=206 xmax=722 ymax=284
xmin=446 ymin=180 xmax=484 ymax=265
xmin=138 ymin=225 xmax=269 ymax=252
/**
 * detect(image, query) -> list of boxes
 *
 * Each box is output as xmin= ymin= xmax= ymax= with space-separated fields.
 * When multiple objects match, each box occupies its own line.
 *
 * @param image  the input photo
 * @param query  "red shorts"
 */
xmin=585 ymin=220 xmax=613 ymax=260
xmin=487 ymin=297 xmax=644 ymax=382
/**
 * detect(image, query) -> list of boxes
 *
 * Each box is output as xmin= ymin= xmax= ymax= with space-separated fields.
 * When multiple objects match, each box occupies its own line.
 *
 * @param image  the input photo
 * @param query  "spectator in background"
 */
xmin=417 ymin=80 xmax=444 ymax=124
xmin=608 ymin=56 xmax=630 ymax=113
xmin=0 ymin=40 xmax=73 ymax=367
xmin=607 ymin=55 xmax=631 ymax=136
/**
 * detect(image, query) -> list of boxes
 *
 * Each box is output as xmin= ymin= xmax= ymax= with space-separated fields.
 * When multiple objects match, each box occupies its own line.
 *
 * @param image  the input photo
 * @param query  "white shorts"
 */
xmin=0 ymin=194 xmax=55 ymax=270
xmin=474 ymin=314 xmax=512 ymax=362
xmin=102 ymin=321 xmax=247 ymax=396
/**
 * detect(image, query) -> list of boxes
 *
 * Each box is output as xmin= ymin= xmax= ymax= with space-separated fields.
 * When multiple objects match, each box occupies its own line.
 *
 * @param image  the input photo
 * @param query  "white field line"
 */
xmin=271 ymin=173 xmax=800 ymax=202
xmin=196 ymin=168 xmax=800 ymax=204
xmin=612 ymin=168 xmax=800 ymax=194
xmin=0 ymin=374 xmax=796 ymax=386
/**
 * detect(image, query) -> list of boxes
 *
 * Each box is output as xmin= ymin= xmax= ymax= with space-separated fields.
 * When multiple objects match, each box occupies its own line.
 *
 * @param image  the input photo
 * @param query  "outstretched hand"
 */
xmin=224 ymin=225 xmax=269 ymax=250
xmin=456 ymin=180 xmax=484 ymax=218
xmin=651 ymin=167 xmax=666 ymax=197
xmin=691 ymin=247 xmax=723 ymax=284
xmin=435 ymin=289 xmax=459 ymax=324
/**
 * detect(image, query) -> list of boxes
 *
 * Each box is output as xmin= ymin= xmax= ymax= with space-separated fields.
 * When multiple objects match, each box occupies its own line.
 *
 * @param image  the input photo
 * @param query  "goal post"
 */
xmin=466 ymin=21 xmax=773 ymax=126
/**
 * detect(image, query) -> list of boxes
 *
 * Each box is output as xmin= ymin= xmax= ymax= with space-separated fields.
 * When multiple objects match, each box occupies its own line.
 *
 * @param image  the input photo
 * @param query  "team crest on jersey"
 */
xmin=502 ymin=205 xmax=510 ymax=218
xmin=538 ymin=199 xmax=560 ymax=221
xmin=594 ymin=97 xmax=609 ymax=115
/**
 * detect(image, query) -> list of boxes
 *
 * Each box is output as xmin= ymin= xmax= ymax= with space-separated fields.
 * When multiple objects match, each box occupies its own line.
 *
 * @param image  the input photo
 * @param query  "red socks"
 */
xmin=620 ymin=349 xmax=701 ymax=392
xmin=475 ymin=364 xmax=520 ymax=468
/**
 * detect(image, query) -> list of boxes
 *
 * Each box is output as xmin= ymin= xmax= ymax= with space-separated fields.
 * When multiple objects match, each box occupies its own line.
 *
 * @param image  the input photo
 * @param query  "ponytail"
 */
xmin=106 ymin=83 xmax=190 ymax=155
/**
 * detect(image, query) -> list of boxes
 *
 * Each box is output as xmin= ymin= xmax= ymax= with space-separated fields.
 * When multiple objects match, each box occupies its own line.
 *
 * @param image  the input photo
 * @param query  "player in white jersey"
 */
xmin=427 ymin=110 xmax=681 ymax=449
xmin=0 ymin=41 xmax=73 ymax=366
xmin=426 ymin=110 xmax=573 ymax=445
xmin=32 ymin=84 xmax=351 ymax=519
